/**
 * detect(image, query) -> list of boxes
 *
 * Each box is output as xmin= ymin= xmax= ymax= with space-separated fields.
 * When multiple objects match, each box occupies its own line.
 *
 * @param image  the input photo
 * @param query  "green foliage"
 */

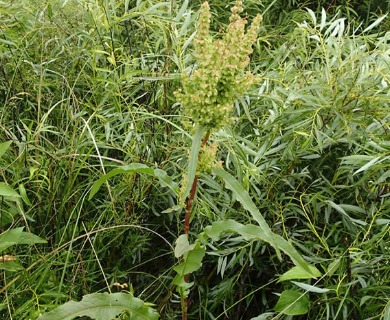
xmin=173 ymin=235 xmax=206 ymax=298
xmin=89 ymin=163 xmax=178 ymax=200
xmin=278 ymin=265 xmax=322 ymax=282
xmin=0 ymin=0 xmax=389 ymax=319
xmin=37 ymin=292 xmax=159 ymax=320
xmin=0 ymin=227 xmax=46 ymax=272
xmin=274 ymin=290 xmax=310 ymax=315
xmin=211 ymin=167 xmax=316 ymax=276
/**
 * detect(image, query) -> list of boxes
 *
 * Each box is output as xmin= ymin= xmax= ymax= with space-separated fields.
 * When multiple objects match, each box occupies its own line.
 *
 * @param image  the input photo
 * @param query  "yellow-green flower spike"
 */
xmin=175 ymin=1 xmax=262 ymax=130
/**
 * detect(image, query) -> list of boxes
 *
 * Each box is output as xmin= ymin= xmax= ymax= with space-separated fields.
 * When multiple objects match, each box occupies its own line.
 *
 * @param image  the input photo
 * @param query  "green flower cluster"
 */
xmin=197 ymin=142 xmax=220 ymax=174
xmin=175 ymin=1 xmax=262 ymax=130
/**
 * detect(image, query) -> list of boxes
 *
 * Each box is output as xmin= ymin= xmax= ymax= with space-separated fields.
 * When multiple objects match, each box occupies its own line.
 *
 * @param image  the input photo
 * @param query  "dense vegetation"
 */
xmin=0 ymin=0 xmax=389 ymax=319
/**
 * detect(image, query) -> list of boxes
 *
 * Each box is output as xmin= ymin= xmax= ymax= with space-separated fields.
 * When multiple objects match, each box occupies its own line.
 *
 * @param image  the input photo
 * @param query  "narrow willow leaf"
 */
xmin=37 ymin=292 xmax=159 ymax=320
xmin=0 ymin=39 xmax=17 ymax=47
xmin=362 ymin=14 xmax=388 ymax=33
xmin=183 ymin=126 xmax=207 ymax=200
xmin=18 ymin=183 xmax=32 ymax=206
xmin=353 ymin=156 xmax=382 ymax=175
xmin=173 ymin=0 xmax=188 ymax=22
xmin=325 ymin=200 xmax=348 ymax=215
xmin=161 ymin=205 xmax=184 ymax=214
xmin=376 ymin=219 xmax=390 ymax=225
xmin=0 ymin=140 xmax=12 ymax=158
xmin=274 ymin=290 xmax=309 ymax=315
xmin=327 ymin=258 xmax=341 ymax=277
xmin=306 ymin=8 xmax=316 ymax=25
xmin=291 ymin=281 xmax=330 ymax=293
xmin=0 ymin=183 xmax=21 ymax=199
xmin=278 ymin=265 xmax=321 ymax=282
xmin=325 ymin=200 xmax=367 ymax=226
xmin=320 ymin=8 xmax=327 ymax=31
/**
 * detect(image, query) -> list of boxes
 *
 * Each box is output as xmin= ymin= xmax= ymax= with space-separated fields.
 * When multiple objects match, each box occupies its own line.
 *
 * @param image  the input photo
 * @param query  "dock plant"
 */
xmin=0 ymin=0 xmax=389 ymax=319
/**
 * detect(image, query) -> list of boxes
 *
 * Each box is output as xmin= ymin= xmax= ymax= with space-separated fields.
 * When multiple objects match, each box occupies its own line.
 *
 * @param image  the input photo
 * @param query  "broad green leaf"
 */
xmin=0 ymin=228 xmax=46 ymax=252
xmin=291 ymin=281 xmax=330 ymax=293
xmin=172 ymin=274 xmax=193 ymax=298
xmin=0 ymin=228 xmax=23 ymax=253
xmin=212 ymin=168 xmax=278 ymax=252
xmin=153 ymin=169 xmax=178 ymax=192
xmin=210 ymin=168 xmax=315 ymax=275
xmin=37 ymin=292 xmax=159 ymax=320
xmin=0 ymin=183 xmax=21 ymax=199
xmin=203 ymin=220 xmax=316 ymax=277
xmin=384 ymin=300 xmax=390 ymax=320
xmin=89 ymin=164 xmax=177 ymax=200
xmin=183 ymin=126 xmax=207 ymax=200
xmin=173 ymin=243 xmax=205 ymax=275
xmin=0 ymin=261 xmax=24 ymax=272
xmin=18 ymin=232 xmax=47 ymax=245
xmin=0 ymin=140 xmax=12 ymax=158
xmin=274 ymin=290 xmax=309 ymax=315
xmin=279 ymin=265 xmax=321 ymax=282
xmin=174 ymin=234 xmax=195 ymax=258
xmin=172 ymin=242 xmax=206 ymax=298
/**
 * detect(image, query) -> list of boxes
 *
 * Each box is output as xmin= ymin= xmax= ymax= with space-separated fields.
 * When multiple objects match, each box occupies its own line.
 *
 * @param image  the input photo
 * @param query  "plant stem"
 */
xmin=182 ymin=130 xmax=210 ymax=320
xmin=183 ymin=130 xmax=210 ymax=235
xmin=184 ymin=176 xmax=198 ymax=235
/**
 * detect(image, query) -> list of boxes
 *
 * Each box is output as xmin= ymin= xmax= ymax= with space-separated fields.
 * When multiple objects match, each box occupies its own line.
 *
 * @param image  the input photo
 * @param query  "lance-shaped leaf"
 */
xmin=0 ymin=140 xmax=12 ymax=158
xmin=274 ymin=290 xmax=309 ymax=315
xmin=203 ymin=219 xmax=315 ymax=277
xmin=89 ymin=163 xmax=177 ymax=200
xmin=37 ymin=292 xmax=159 ymax=320
xmin=0 ymin=182 xmax=21 ymax=199
xmin=211 ymin=168 xmax=315 ymax=276
xmin=183 ymin=126 xmax=207 ymax=200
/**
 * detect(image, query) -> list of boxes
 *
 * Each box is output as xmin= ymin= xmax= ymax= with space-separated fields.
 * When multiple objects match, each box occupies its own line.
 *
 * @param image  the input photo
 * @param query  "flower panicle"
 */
xmin=175 ymin=0 xmax=262 ymax=130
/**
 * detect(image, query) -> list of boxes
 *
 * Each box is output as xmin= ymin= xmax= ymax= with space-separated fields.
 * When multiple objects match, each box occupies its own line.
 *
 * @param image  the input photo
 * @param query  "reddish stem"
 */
xmin=181 ymin=130 xmax=210 ymax=320
xmin=184 ymin=176 xmax=198 ymax=235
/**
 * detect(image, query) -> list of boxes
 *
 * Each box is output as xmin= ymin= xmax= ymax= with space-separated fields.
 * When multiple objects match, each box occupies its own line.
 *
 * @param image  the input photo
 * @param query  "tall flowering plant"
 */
xmin=173 ymin=2 xmax=262 ymax=319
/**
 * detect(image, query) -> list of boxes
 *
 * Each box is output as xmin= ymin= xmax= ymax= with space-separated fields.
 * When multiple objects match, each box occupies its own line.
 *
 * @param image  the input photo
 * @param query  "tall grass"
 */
xmin=0 ymin=0 xmax=389 ymax=319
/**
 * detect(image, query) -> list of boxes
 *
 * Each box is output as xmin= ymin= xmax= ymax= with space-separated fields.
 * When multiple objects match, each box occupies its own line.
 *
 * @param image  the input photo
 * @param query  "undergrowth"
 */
xmin=0 ymin=0 xmax=389 ymax=319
